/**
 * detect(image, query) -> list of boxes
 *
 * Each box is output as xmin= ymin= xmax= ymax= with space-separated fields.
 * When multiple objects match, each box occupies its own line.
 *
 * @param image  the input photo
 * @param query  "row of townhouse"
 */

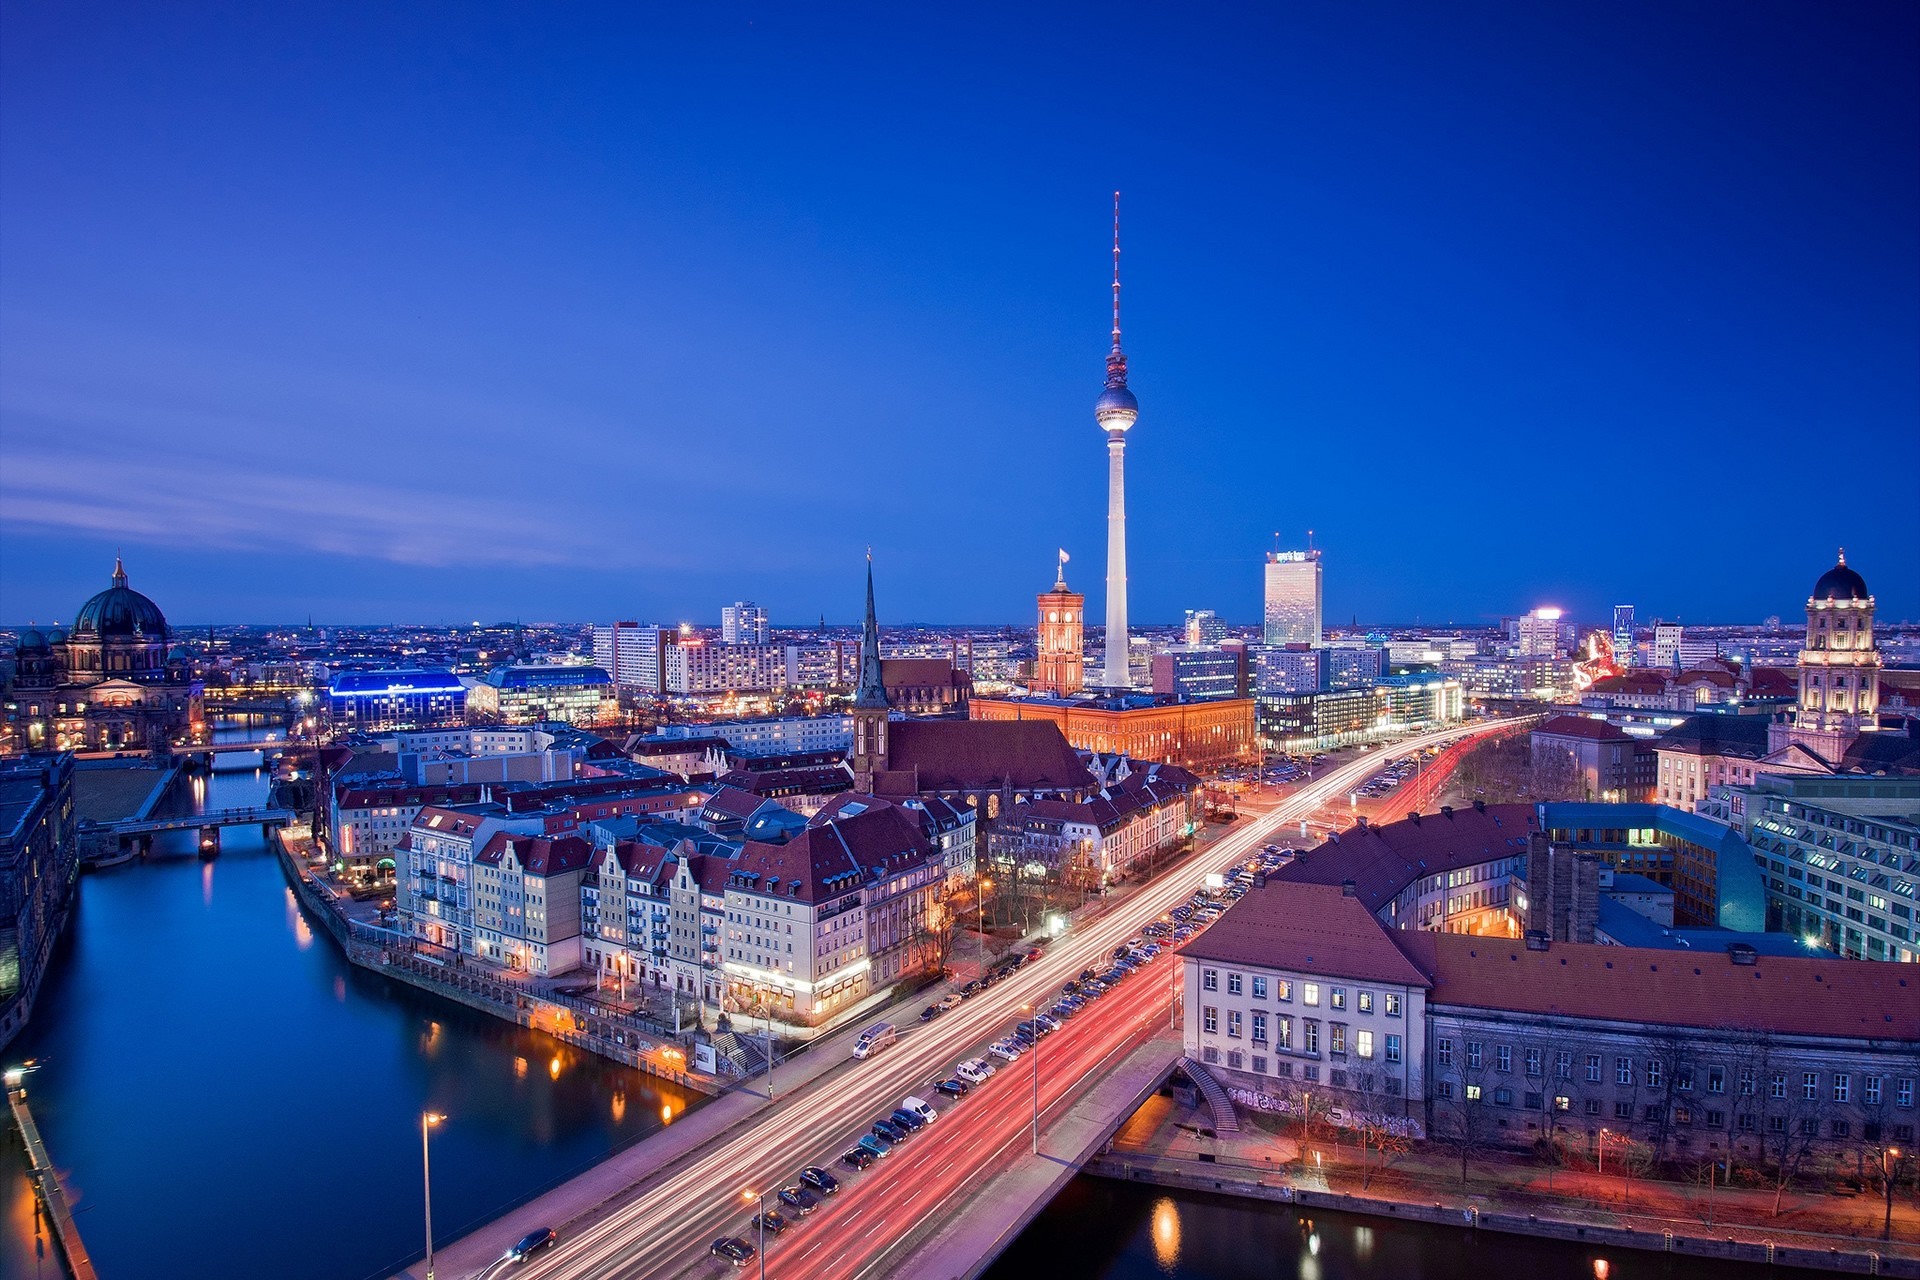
xmin=991 ymin=762 xmax=1199 ymax=888
xmin=1183 ymin=879 xmax=1920 ymax=1164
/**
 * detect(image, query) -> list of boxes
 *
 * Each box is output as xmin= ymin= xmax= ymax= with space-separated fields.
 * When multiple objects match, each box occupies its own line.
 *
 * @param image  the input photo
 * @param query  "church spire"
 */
xmin=853 ymin=550 xmax=888 ymax=709
xmin=111 ymin=554 xmax=127 ymax=589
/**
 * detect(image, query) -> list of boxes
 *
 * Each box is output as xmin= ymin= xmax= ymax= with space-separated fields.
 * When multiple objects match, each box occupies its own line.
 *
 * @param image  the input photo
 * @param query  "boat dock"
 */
xmin=6 ymin=1075 xmax=98 ymax=1280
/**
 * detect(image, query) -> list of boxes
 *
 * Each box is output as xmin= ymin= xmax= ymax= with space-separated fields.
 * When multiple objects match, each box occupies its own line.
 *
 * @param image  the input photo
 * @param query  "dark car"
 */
xmin=1061 ymin=981 xmax=1082 ymax=996
xmin=1009 ymin=1027 xmax=1036 ymax=1048
xmin=890 ymin=1107 xmax=926 ymax=1131
xmin=1078 ymin=968 xmax=1098 ymax=983
xmin=1112 ymin=944 xmax=1131 ymax=959
xmin=800 ymin=1165 xmax=841 ymax=1193
xmin=778 ymin=1185 xmax=819 ymax=1214
xmin=920 ymin=1005 xmax=940 ymax=1023
xmin=935 ymin=1077 xmax=970 ymax=1098
xmin=711 ymin=1237 xmax=755 ymax=1266
xmin=857 ymin=1133 xmax=892 ymax=1158
xmin=509 ymin=1227 xmax=556 ymax=1261
xmin=872 ymin=1119 xmax=907 ymax=1144
xmin=840 ymin=1147 xmax=877 ymax=1170
xmin=750 ymin=1211 xmax=789 ymax=1235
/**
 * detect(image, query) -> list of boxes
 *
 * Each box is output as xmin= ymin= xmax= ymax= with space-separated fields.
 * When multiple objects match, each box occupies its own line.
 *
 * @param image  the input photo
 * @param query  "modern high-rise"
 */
xmin=1183 ymin=609 xmax=1227 ymax=647
xmin=1096 ymin=193 xmax=1138 ymax=690
xmin=593 ymin=622 xmax=673 ymax=694
xmin=1512 ymin=607 xmax=1564 ymax=659
xmin=1651 ymin=622 xmax=1684 ymax=672
xmin=1262 ymin=550 xmax=1322 ymax=647
xmin=1611 ymin=605 xmax=1635 ymax=667
xmin=720 ymin=601 xmax=769 ymax=646
xmin=1034 ymin=552 xmax=1086 ymax=696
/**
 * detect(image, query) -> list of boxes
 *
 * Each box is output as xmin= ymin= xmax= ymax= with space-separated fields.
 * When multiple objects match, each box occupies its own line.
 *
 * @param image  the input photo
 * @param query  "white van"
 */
xmin=956 ymin=1057 xmax=996 ymax=1084
xmin=901 ymin=1095 xmax=938 ymax=1125
xmin=851 ymin=1022 xmax=897 ymax=1061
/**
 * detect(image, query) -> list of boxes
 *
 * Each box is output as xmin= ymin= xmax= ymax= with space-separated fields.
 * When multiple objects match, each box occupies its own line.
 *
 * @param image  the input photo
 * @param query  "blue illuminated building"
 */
xmin=327 ymin=669 xmax=467 ymax=732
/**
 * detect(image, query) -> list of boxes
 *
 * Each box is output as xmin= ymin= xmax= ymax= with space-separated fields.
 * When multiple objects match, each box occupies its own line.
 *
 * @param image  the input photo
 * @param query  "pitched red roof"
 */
xmin=1395 ymin=931 xmax=1919 ymax=1041
xmin=1535 ymin=715 xmax=1630 ymax=742
xmin=730 ymin=806 xmax=938 ymax=903
xmin=881 ymin=657 xmax=964 ymax=688
xmin=1182 ymin=881 xmax=1431 ymax=988
xmin=475 ymin=832 xmax=594 ymax=875
xmin=1274 ymin=804 xmax=1538 ymax=911
xmin=886 ymin=720 xmax=1093 ymax=793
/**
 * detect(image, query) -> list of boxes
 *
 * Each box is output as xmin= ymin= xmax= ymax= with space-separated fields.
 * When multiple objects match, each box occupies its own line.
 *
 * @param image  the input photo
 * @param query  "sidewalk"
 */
xmin=1106 ymin=1092 xmax=1920 ymax=1264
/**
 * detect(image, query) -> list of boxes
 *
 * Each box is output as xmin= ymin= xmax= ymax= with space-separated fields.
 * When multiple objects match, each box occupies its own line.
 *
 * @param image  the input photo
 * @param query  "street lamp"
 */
xmin=1022 ymin=1004 xmax=1040 ymax=1155
xmin=1880 ymin=1146 xmax=1903 ymax=1241
xmin=421 ymin=1112 xmax=445 ymax=1280
xmin=741 ymin=1188 xmax=767 ymax=1280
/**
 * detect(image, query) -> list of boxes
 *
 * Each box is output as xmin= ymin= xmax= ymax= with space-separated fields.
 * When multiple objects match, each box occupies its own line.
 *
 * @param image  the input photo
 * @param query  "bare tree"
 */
xmin=1434 ymin=1049 xmax=1496 ymax=1186
xmin=1349 ymin=1068 xmax=1412 ymax=1190
xmin=1639 ymin=1025 xmax=1698 ymax=1162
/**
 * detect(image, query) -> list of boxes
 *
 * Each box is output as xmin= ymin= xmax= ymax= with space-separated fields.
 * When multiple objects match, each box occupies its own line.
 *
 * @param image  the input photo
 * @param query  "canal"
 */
xmin=1 ymin=724 xmax=1833 ymax=1280
xmin=1 ymin=723 xmax=694 ymax=1280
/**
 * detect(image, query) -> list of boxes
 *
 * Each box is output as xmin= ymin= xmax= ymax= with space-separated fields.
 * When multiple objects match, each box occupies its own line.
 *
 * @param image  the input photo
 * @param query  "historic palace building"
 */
xmin=2 ymin=560 xmax=203 ymax=754
xmin=969 ymin=690 xmax=1256 ymax=774
xmin=1769 ymin=550 xmax=1883 ymax=763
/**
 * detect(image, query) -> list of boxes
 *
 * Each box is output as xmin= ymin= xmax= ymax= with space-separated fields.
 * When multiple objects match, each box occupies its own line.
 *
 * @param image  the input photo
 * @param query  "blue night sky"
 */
xmin=2 ymin=2 xmax=1915 ymax=628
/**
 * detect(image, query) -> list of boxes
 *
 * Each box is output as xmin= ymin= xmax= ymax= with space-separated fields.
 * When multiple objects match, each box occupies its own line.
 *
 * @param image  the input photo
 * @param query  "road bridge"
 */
xmin=415 ymin=718 xmax=1518 ymax=1280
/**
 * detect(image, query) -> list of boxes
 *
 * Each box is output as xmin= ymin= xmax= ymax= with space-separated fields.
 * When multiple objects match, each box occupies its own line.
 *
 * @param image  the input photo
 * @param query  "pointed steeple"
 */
xmin=853 ymin=550 xmax=888 ymax=709
xmin=111 ymin=554 xmax=128 ymax=589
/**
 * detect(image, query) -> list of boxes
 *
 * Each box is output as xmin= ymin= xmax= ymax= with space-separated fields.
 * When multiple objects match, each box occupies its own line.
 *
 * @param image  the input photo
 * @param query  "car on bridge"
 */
xmin=508 ymin=1227 xmax=556 ymax=1261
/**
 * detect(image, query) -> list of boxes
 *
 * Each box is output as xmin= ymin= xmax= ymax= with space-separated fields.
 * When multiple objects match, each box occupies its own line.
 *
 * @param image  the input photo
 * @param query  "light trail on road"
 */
xmin=498 ymin=720 xmax=1516 ymax=1280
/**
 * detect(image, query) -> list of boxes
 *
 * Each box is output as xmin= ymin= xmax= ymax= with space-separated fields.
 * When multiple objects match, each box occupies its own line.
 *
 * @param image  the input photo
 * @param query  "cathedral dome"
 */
xmin=46 ymin=627 xmax=67 ymax=644
xmin=73 ymin=559 xmax=168 ymax=640
xmin=1812 ymin=554 xmax=1869 ymax=603
xmin=15 ymin=628 xmax=48 ymax=653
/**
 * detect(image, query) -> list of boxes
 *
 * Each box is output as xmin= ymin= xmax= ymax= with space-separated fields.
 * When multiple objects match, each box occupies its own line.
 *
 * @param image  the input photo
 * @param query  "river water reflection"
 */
xmin=1 ymin=727 xmax=691 ymax=1280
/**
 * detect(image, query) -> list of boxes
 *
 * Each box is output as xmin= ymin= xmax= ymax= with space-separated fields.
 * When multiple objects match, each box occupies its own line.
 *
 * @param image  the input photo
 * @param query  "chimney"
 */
xmin=1441 ymin=805 xmax=1455 ymax=819
xmin=1524 ymin=929 xmax=1551 ymax=952
xmin=1341 ymin=879 xmax=1357 ymax=897
xmin=1728 ymin=943 xmax=1758 ymax=966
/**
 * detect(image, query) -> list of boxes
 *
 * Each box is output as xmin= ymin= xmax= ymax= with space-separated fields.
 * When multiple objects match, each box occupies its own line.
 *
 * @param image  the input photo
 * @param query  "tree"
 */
xmin=1434 ymin=1047 xmax=1496 ymax=1186
xmin=913 ymin=876 xmax=960 ymax=979
xmin=1349 ymin=1068 xmax=1412 ymax=1190
xmin=1639 ymin=1026 xmax=1698 ymax=1161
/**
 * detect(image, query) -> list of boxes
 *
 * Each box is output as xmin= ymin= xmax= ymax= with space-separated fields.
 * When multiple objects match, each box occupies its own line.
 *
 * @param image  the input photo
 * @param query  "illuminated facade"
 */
xmin=970 ymin=692 xmax=1256 ymax=773
xmin=1033 ymin=553 xmax=1086 ymax=696
xmin=468 ymin=665 xmax=617 ymax=726
xmin=327 ymin=669 xmax=466 ymax=731
xmin=1773 ymin=551 xmax=1881 ymax=763
xmin=2 ymin=560 xmax=202 ymax=754
xmin=1262 ymin=550 xmax=1322 ymax=647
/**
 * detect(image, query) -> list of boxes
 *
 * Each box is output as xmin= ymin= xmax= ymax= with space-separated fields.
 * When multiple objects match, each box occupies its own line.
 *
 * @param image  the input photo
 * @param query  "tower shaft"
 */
xmin=1102 ymin=435 xmax=1129 ymax=688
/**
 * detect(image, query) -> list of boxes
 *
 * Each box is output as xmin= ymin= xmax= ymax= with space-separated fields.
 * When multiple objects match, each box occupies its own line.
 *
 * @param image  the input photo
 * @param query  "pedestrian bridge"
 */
xmin=108 ymin=806 xmax=295 ymax=836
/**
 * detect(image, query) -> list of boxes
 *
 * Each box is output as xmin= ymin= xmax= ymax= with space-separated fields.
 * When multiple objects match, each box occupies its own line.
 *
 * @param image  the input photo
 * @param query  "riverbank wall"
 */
xmin=1086 ymin=1152 xmax=1919 ymax=1278
xmin=271 ymin=834 xmax=723 ymax=1096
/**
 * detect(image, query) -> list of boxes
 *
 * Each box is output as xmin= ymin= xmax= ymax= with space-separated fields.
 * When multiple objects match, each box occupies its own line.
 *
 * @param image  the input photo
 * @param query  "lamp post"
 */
xmin=741 ymin=1188 xmax=766 ymax=1280
xmin=1598 ymin=1127 xmax=1610 ymax=1177
xmin=421 ymin=1112 xmax=445 ymax=1280
xmin=1881 ymin=1146 xmax=1903 ymax=1241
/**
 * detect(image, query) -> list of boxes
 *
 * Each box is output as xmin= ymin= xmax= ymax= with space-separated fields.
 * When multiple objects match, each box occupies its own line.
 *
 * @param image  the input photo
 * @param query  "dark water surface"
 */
xmin=1 ymin=729 xmax=691 ymax=1280
xmin=985 ymin=1175 xmax=1826 ymax=1280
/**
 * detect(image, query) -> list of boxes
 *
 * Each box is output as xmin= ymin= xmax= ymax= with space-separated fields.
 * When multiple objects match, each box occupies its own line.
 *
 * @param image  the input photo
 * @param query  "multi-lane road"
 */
xmin=501 ymin=719 xmax=1516 ymax=1280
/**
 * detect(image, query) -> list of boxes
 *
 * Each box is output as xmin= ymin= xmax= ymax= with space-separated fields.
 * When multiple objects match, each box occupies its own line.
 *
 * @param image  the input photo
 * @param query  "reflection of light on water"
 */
xmin=1299 ymin=1255 xmax=1320 ymax=1280
xmin=202 ymin=861 xmax=215 ymax=905
xmin=1150 ymin=1196 xmax=1180 ymax=1273
xmin=548 ymin=1055 xmax=562 ymax=1080
xmin=333 ymin=975 xmax=346 ymax=1002
xmin=611 ymin=1091 xmax=626 ymax=1124
xmin=1354 ymin=1225 xmax=1374 ymax=1260
xmin=661 ymin=1103 xmax=674 ymax=1124
xmin=1593 ymin=1260 xmax=1611 ymax=1280
xmin=514 ymin=1056 xmax=528 ymax=1079
xmin=1308 ymin=1231 xmax=1320 ymax=1256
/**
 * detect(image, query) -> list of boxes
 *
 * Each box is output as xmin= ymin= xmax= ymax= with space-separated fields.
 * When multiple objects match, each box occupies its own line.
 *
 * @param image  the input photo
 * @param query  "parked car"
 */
xmin=956 ymin=1058 xmax=996 ymax=1083
xmin=871 ymin=1118 xmax=907 ymax=1144
xmin=920 ymin=1005 xmax=941 ymax=1023
xmin=711 ymin=1237 xmax=755 ymax=1266
xmin=852 ymin=1022 xmax=897 ymax=1061
xmin=857 ymin=1134 xmax=891 ymax=1159
xmin=800 ymin=1165 xmax=841 ymax=1193
xmin=1035 ymin=1013 xmax=1062 ymax=1032
xmin=750 ymin=1211 xmax=789 ymax=1236
xmin=989 ymin=1041 xmax=1023 ymax=1063
xmin=840 ymin=1147 xmax=877 ymax=1170
xmin=890 ymin=1107 xmax=926 ymax=1132
xmin=902 ymin=1095 xmax=939 ymax=1124
xmin=934 ymin=1078 xmax=970 ymax=1098
xmin=936 ymin=993 xmax=964 ymax=1012
xmin=508 ymin=1228 xmax=556 ymax=1261
xmin=778 ymin=1185 xmax=819 ymax=1214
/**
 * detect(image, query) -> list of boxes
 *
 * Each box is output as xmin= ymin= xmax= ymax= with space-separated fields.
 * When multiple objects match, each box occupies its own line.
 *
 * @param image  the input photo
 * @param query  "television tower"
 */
xmin=1096 ymin=192 xmax=1139 ymax=690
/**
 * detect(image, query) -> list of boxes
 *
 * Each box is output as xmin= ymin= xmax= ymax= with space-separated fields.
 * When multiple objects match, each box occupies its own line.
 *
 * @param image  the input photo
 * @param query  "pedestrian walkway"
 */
xmin=6 ymin=1080 xmax=98 ymax=1280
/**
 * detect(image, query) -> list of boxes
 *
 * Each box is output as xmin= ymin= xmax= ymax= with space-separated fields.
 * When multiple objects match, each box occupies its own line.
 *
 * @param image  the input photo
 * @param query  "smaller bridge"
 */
xmin=109 ymin=806 xmax=295 ymax=837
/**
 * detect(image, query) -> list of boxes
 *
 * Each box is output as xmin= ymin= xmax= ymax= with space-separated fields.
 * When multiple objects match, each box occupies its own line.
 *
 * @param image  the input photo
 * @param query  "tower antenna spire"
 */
xmin=1111 ymin=190 xmax=1122 ymax=354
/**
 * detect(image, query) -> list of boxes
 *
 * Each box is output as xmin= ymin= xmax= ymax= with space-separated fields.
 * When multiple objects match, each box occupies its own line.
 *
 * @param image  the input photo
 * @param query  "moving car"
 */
xmin=800 ymin=1165 xmax=841 ymax=1193
xmin=711 ymin=1237 xmax=755 ymax=1266
xmin=508 ymin=1228 xmax=556 ymax=1261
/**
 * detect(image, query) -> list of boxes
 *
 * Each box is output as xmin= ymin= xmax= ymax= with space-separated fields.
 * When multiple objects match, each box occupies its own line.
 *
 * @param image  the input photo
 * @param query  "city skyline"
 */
xmin=3 ymin=4 xmax=1917 ymax=624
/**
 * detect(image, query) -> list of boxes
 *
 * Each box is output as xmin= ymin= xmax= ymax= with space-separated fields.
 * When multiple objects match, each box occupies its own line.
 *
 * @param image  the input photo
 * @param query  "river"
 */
xmin=1 ymin=725 xmax=1827 ymax=1280
xmin=1 ymin=722 xmax=693 ymax=1280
